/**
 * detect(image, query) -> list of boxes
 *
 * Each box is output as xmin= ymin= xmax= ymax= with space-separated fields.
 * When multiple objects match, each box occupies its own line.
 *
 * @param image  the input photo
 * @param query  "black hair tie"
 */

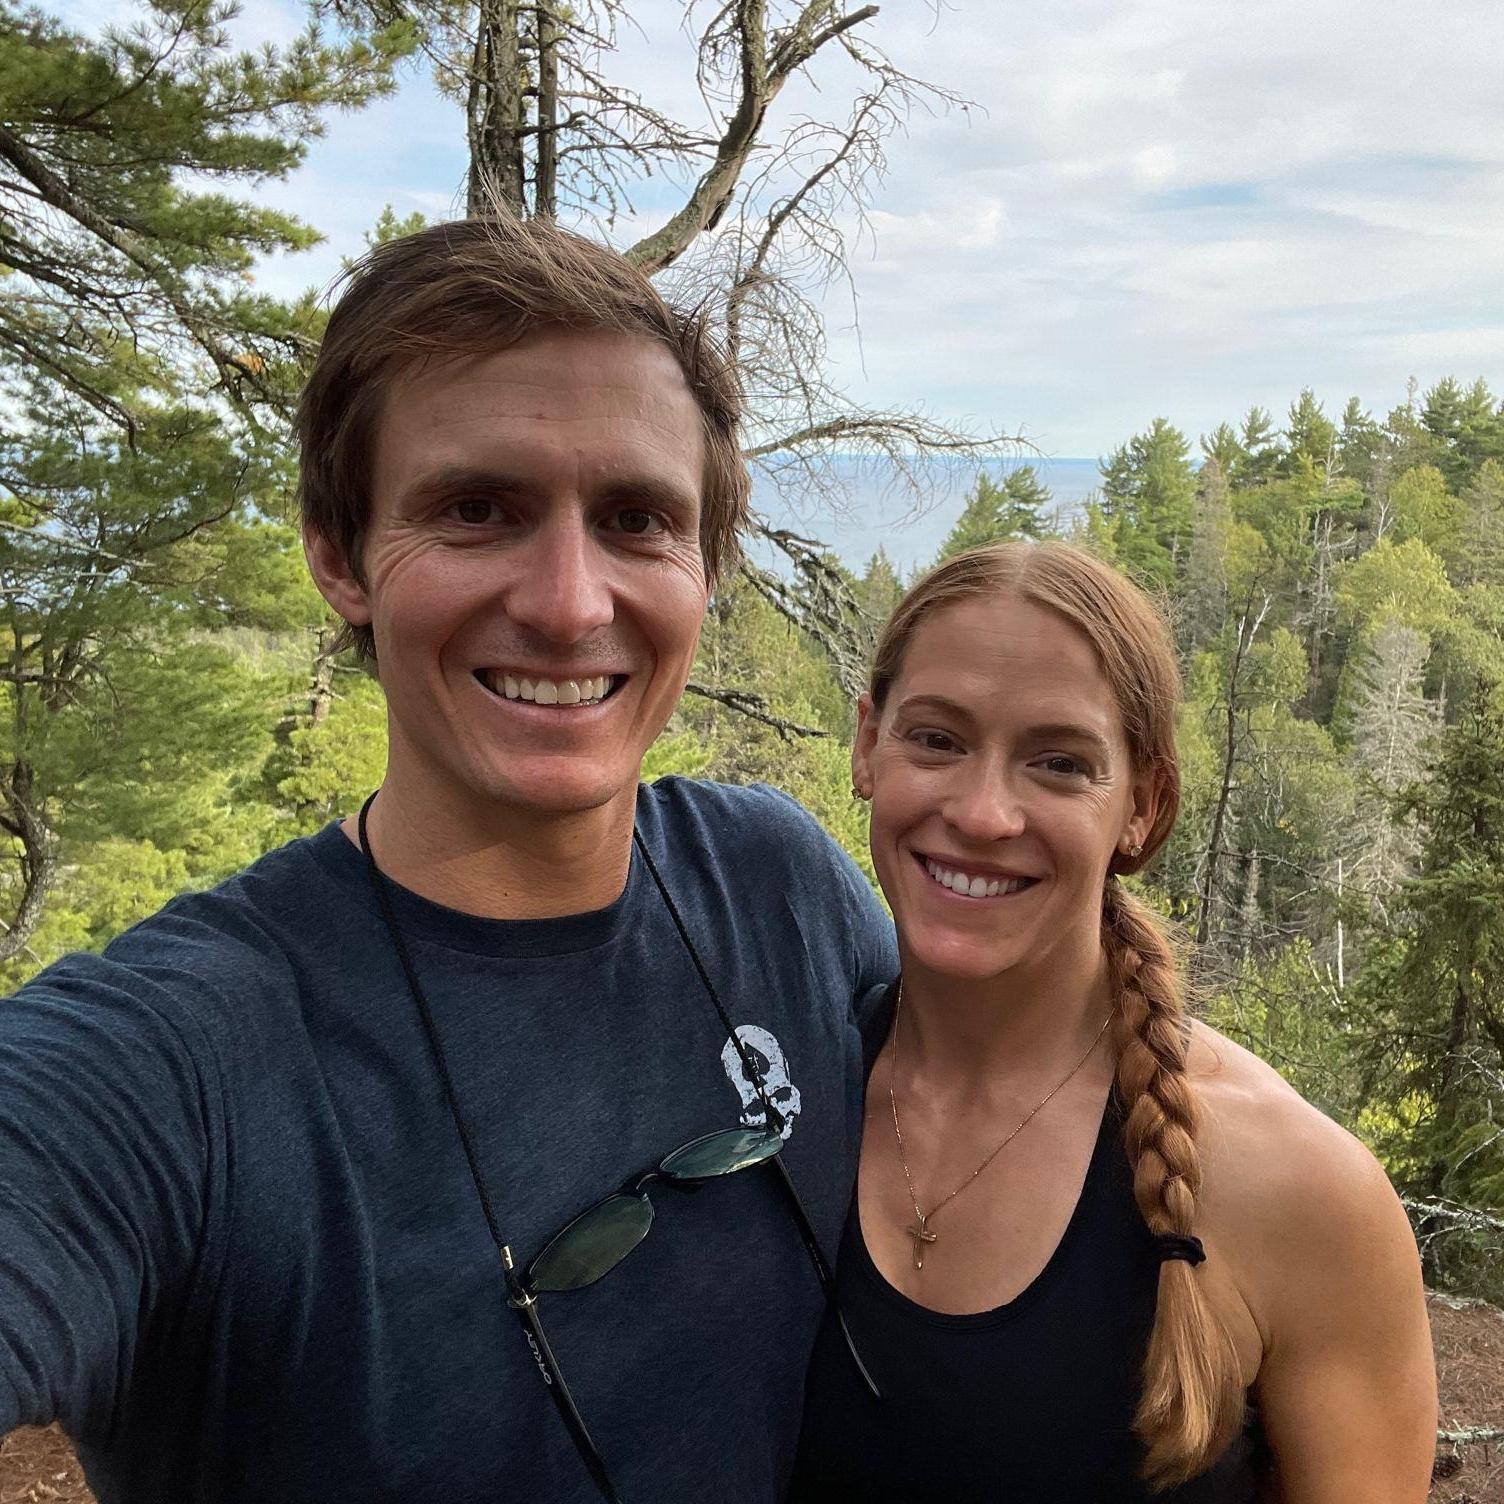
xmin=1153 ymin=1234 xmax=1206 ymax=1267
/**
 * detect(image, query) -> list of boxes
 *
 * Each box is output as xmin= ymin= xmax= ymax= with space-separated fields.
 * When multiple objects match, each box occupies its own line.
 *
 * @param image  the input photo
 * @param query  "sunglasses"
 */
xmin=501 ymin=1114 xmax=882 ymax=1504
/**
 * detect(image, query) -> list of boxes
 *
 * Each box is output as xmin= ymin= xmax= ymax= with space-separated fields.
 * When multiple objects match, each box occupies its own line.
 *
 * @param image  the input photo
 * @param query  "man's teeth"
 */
xmin=487 ymin=672 xmax=612 ymax=706
xmin=924 ymin=859 xmax=1032 ymax=899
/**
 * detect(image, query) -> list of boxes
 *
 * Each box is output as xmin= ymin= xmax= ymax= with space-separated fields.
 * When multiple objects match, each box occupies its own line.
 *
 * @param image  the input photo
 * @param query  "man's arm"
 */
xmin=0 ymin=960 xmax=212 ymax=1439
xmin=833 ymin=851 xmax=897 ymax=999
xmin=1247 ymin=1125 xmax=1436 ymax=1503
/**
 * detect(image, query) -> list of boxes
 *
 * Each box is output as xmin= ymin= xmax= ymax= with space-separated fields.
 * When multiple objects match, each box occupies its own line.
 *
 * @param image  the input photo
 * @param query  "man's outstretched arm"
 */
xmin=0 ymin=958 xmax=212 ymax=1440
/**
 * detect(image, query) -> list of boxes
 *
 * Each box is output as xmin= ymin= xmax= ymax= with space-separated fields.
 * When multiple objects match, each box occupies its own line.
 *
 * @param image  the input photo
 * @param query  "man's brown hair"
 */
xmin=297 ymin=213 xmax=750 ymax=660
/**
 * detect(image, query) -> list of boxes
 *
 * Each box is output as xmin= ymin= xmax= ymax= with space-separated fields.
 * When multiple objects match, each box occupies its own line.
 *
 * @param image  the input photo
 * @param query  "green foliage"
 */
xmin=857 ymin=548 xmax=905 ymax=622
xmin=1350 ymin=704 xmax=1504 ymax=1293
xmin=0 ymin=0 xmax=413 ymax=423
xmin=1282 ymin=388 xmax=1337 ymax=477
xmin=266 ymin=673 xmax=390 ymax=839
xmin=936 ymin=467 xmax=1052 ymax=561
xmin=1388 ymin=465 xmax=1466 ymax=562
xmin=1096 ymin=419 xmax=1195 ymax=585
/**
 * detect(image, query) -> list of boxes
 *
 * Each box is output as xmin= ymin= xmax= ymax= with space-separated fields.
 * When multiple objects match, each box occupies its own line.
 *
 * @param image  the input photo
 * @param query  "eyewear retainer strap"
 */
xmin=504 ymin=1247 xmax=623 ymax=1504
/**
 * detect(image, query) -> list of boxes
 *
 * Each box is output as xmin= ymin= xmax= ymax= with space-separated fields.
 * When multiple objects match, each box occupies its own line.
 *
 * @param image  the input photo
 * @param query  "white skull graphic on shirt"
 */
xmin=720 ymin=1025 xmax=801 ymax=1141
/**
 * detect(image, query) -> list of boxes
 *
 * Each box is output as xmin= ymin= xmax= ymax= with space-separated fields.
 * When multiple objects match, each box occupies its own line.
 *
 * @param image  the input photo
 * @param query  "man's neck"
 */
xmin=342 ymin=779 xmax=637 ymax=921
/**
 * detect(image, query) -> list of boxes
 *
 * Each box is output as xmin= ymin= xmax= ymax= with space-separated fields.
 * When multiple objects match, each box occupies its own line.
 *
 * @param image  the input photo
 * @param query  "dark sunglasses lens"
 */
xmin=660 ymin=1126 xmax=783 ymax=1180
xmin=530 ymin=1193 xmax=654 ymax=1293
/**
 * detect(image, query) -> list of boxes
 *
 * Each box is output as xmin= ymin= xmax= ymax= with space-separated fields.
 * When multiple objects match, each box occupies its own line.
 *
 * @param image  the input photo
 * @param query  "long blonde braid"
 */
xmin=1104 ymin=881 xmax=1244 ymax=1487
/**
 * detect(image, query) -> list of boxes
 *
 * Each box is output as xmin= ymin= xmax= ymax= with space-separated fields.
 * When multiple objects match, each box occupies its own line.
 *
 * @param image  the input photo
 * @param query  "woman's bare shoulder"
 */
xmin=1184 ymin=1019 xmax=1415 ymax=1328
xmin=1186 ymin=1019 xmax=1392 ymax=1206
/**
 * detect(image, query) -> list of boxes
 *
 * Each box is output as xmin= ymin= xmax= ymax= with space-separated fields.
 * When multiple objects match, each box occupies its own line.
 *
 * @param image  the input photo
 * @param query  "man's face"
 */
xmin=311 ymin=328 xmax=710 ymax=827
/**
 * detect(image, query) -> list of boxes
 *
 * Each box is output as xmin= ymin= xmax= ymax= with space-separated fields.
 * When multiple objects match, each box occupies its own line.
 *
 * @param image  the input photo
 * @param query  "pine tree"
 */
xmin=857 ymin=547 xmax=904 ymax=622
xmin=1200 ymin=423 xmax=1244 ymax=476
xmin=1096 ymin=419 xmax=1195 ymax=585
xmin=0 ymin=0 xmax=412 ymax=425
xmin=1283 ymin=388 xmax=1338 ymax=477
xmin=1355 ymin=703 xmax=1504 ymax=1289
xmin=1235 ymin=406 xmax=1283 ymax=488
xmin=936 ymin=467 xmax=1051 ymax=562
xmin=1421 ymin=378 xmax=1504 ymax=490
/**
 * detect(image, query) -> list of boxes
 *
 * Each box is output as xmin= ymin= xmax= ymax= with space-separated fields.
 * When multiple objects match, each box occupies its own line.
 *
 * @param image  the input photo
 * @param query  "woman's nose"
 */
xmin=944 ymin=767 xmax=1027 ymax=843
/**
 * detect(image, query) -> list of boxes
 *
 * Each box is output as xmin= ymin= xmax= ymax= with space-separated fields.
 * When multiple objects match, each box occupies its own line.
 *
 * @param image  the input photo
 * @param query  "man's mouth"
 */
xmin=474 ymin=670 xmax=624 ymax=707
xmin=918 ymin=853 xmax=1039 ymax=900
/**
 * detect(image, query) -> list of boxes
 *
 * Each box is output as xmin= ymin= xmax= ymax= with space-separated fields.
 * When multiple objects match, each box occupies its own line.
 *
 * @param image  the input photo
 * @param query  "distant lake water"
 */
xmin=749 ymin=455 xmax=1103 ymax=576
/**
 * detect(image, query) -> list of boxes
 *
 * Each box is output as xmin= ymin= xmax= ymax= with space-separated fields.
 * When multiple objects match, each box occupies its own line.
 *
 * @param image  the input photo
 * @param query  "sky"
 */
xmin=55 ymin=0 xmax=1504 ymax=562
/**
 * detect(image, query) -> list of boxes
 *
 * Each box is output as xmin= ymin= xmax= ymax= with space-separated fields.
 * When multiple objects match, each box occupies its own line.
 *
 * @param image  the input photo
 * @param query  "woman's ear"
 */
xmin=303 ymin=525 xmax=373 ymax=628
xmin=852 ymin=693 xmax=879 ymax=799
xmin=1125 ymin=764 xmax=1168 ymax=856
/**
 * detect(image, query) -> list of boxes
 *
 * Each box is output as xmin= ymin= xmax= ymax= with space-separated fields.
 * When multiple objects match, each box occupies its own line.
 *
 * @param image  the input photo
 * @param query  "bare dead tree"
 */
xmin=1195 ymin=591 xmax=1272 ymax=947
xmin=325 ymin=0 xmax=1017 ymax=714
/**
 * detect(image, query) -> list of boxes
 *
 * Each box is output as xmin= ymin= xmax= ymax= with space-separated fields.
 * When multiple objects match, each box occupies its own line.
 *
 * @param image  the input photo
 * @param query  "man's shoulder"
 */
xmin=13 ymin=828 xmax=344 ymax=1031
xmin=640 ymin=776 xmax=840 ymax=864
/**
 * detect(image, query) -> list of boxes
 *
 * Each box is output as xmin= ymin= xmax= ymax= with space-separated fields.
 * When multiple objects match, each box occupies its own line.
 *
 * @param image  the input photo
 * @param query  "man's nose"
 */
xmin=944 ymin=764 xmax=1027 ymax=844
xmin=504 ymin=511 xmax=615 ymax=643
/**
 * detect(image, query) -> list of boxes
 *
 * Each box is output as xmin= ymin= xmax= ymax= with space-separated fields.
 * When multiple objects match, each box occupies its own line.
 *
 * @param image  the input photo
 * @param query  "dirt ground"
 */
xmin=3 ymin=1292 xmax=1501 ymax=1501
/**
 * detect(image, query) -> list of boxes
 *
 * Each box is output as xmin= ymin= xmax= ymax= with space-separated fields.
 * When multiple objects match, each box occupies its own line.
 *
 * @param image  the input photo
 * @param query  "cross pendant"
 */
xmin=906 ymin=1212 xmax=938 ymax=1270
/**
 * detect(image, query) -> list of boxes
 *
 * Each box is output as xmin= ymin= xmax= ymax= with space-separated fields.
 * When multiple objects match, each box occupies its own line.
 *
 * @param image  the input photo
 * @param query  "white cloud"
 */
xmin=50 ymin=0 xmax=1504 ymax=455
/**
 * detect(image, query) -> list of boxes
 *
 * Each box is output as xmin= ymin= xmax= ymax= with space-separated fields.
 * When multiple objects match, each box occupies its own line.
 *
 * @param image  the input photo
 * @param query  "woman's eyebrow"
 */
xmin=894 ymin=692 xmax=974 ymax=720
xmin=1025 ymin=722 xmax=1115 ymax=757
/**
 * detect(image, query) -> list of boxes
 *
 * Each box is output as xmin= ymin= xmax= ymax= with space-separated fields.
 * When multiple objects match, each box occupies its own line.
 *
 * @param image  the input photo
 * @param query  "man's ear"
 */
xmin=852 ymin=692 xmax=879 ymax=798
xmin=303 ymin=525 xmax=372 ymax=628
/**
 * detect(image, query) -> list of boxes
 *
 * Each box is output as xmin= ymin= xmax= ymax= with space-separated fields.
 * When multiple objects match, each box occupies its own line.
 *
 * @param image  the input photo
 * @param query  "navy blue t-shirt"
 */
xmin=0 ymin=779 xmax=895 ymax=1503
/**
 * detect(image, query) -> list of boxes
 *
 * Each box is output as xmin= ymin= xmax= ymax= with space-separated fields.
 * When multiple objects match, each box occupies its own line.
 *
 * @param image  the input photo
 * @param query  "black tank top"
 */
xmin=790 ymin=989 xmax=1266 ymax=1503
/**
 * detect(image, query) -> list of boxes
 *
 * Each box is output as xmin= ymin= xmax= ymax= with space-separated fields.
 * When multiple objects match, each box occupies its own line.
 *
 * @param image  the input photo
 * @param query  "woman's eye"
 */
xmin=609 ymin=508 xmax=664 ymax=537
xmin=1041 ymin=755 xmax=1086 ymax=776
xmin=912 ymin=730 xmax=957 ymax=753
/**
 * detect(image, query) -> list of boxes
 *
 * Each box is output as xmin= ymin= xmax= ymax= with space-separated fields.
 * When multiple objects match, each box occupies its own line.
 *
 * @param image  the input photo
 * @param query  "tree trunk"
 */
xmin=534 ymin=2 xmax=558 ymax=218
xmin=467 ymin=0 xmax=526 ymax=214
xmin=1196 ymin=597 xmax=1269 ymax=946
xmin=309 ymin=626 xmax=338 ymax=728
xmin=0 ymin=762 xmax=57 ymax=964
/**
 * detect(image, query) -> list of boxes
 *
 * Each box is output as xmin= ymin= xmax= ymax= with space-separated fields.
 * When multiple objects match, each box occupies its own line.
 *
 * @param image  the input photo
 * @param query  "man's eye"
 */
xmin=452 ymin=499 xmax=498 ymax=525
xmin=610 ymin=508 xmax=664 ymax=536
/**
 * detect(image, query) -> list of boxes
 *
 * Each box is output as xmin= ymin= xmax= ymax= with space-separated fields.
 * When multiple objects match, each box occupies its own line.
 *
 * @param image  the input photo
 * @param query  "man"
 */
xmin=0 ymin=216 xmax=895 ymax=1502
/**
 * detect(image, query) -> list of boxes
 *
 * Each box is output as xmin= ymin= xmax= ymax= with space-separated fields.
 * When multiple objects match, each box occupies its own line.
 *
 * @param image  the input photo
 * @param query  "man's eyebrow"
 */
xmin=894 ymin=692 xmax=974 ymax=721
xmin=397 ymin=464 xmax=529 ymax=508
xmin=395 ymin=465 xmax=699 ymax=516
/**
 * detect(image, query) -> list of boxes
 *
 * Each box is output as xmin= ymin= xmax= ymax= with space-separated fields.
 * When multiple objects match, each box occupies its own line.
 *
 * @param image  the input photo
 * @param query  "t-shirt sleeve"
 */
xmin=0 ymin=959 xmax=215 ymax=1440
xmin=833 ymin=839 xmax=897 ymax=999
xmin=749 ymin=784 xmax=897 ymax=1003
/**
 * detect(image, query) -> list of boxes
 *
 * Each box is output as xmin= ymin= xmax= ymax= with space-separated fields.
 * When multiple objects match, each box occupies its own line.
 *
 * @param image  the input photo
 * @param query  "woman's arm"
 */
xmin=1243 ymin=1121 xmax=1436 ymax=1504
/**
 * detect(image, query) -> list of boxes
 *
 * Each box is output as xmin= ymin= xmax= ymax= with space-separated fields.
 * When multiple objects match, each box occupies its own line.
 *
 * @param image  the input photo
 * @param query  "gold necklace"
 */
xmin=887 ymin=981 xmax=1113 ymax=1270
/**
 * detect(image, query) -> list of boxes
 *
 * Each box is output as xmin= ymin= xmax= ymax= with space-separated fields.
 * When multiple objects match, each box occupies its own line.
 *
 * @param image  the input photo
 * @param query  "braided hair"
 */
xmin=868 ymin=540 xmax=1243 ymax=1486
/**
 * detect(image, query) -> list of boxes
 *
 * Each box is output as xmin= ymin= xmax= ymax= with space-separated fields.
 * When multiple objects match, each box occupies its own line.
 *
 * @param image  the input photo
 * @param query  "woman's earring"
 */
xmin=851 ymin=784 xmax=870 ymax=802
xmin=1127 ymin=841 xmax=1143 ymax=858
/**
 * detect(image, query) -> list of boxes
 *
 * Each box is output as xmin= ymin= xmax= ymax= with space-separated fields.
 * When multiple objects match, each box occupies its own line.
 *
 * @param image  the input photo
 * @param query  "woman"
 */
xmin=793 ymin=542 xmax=1436 ymax=1501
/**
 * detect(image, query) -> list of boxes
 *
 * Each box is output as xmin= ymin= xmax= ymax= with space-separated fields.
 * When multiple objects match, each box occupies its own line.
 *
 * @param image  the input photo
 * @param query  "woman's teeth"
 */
xmin=483 ymin=672 xmax=612 ymax=706
xmin=924 ymin=859 xmax=1033 ymax=899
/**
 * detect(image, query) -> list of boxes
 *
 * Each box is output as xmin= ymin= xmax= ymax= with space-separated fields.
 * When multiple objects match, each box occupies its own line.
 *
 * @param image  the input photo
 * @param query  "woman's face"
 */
xmin=852 ymin=592 xmax=1159 ymax=985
